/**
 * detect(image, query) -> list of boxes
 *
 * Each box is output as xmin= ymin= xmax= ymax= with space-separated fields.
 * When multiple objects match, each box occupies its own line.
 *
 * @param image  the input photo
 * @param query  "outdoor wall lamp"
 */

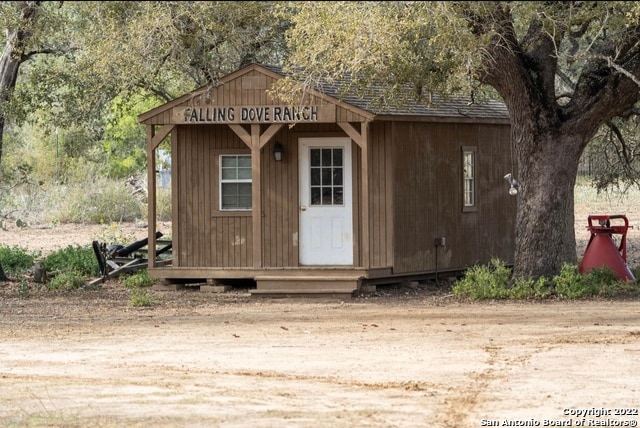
xmin=504 ymin=172 xmax=519 ymax=196
xmin=273 ymin=141 xmax=284 ymax=161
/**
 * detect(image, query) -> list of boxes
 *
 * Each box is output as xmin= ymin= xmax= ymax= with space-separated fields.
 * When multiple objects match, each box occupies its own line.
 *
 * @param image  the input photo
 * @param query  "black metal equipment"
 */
xmin=90 ymin=231 xmax=172 ymax=285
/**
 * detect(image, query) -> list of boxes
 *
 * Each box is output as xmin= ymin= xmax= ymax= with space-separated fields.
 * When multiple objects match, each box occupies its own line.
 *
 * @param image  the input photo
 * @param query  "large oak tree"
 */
xmin=281 ymin=1 xmax=640 ymax=280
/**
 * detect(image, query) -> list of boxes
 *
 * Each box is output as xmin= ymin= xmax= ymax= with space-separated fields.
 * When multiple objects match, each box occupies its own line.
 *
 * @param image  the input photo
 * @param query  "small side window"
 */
xmin=462 ymin=147 xmax=477 ymax=212
xmin=220 ymin=154 xmax=252 ymax=211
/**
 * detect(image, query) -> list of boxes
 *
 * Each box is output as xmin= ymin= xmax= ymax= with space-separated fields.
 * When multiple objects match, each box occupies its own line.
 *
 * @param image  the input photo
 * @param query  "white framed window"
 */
xmin=462 ymin=147 xmax=476 ymax=211
xmin=220 ymin=154 xmax=252 ymax=210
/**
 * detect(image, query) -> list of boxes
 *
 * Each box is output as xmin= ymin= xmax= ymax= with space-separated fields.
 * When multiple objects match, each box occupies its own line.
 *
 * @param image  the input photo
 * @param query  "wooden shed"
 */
xmin=139 ymin=63 xmax=516 ymax=297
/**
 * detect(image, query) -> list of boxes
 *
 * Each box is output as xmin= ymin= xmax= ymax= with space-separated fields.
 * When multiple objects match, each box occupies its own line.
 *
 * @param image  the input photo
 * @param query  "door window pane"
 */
xmin=309 ymin=147 xmax=344 ymax=206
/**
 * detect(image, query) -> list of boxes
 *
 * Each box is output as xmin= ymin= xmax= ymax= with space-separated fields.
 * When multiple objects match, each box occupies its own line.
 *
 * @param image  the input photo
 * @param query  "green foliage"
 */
xmin=47 ymin=270 xmax=85 ymax=291
xmin=43 ymin=245 xmax=99 ymax=277
xmin=102 ymin=93 xmax=158 ymax=178
xmin=553 ymin=263 xmax=601 ymax=299
xmin=0 ymin=245 xmax=39 ymax=277
xmin=16 ymin=279 xmax=30 ymax=298
xmin=452 ymin=258 xmax=512 ymax=299
xmin=453 ymin=259 xmax=639 ymax=300
xmin=129 ymin=288 xmax=154 ymax=307
xmin=509 ymin=276 xmax=554 ymax=300
xmin=122 ymin=270 xmax=155 ymax=289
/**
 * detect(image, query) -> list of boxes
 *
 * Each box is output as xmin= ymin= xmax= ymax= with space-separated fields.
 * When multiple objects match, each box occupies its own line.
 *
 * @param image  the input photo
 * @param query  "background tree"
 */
xmin=280 ymin=1 xmax=640 ymax=280
xmin=0 ymin=1 xmax=53 ymax=165
xmin=0 ymin=1 xmax=288 ymax=224
xmin=4 ymin=1 xmax=287 ymax=178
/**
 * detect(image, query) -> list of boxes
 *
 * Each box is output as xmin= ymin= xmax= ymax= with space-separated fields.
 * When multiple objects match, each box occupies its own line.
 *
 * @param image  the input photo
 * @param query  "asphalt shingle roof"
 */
xmin=262 ymin=64 xmax=510 ymax=121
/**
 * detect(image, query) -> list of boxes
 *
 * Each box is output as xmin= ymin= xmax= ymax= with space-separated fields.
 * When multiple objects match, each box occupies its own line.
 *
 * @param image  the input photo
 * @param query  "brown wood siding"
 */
xmin=368 ymin=122 xmax=394 ymax=268
xmin=392 ymin=122 xmax=514 ymax=274
xmin=174 ymin=125 xmax=253 ymax=268
xmin=173 ymin=120 xmax=363 ymax=270
xmin=392 ymin=122 xmax=439 ymax=273
xmin=476 ymin=125 xmax=516 ymax=262
xmin=261 ymin=128 xmax=299 ymax=267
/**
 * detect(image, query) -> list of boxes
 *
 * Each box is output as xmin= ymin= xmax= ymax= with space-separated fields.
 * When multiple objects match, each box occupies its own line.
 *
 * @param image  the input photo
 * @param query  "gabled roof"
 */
xmin=262 ymin=64 xmax=510 ymax=122
xmin=139 ymin=63 xmax=510 ymax=124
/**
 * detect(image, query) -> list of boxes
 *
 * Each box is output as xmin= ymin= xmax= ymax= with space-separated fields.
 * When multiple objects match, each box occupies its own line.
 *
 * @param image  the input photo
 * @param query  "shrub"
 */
xmin=0 ymin=245 xmax=39 ymax=277
xmin=47 ymin=270 xmax=86 ymax=291
xmin=452 ymin=259 xmax=637 ymax=300
xmin=452 ymin=258 xmax=512 ymax=299
xmin=552 ymin=263 xmax=609 ymax=299
xmin=122 ymin=269 xmax=155 ymax=288
xmin=44 ymin=245 xmax=100 ymax=277
xmin=129 ymin=288 xmax=153 ymax=307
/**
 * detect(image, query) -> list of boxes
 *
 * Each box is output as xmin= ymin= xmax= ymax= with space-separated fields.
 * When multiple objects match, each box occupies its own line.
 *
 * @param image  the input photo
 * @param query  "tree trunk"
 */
xmin=0 ymin=1 xmax=41 ymax=164
xmin=513 ymin=132 xmax=584 ymax=280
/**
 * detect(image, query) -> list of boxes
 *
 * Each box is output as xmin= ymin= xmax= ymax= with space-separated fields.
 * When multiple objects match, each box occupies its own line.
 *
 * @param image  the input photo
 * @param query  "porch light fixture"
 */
xmin=504 ymin=173 xmax=519 ymax=196
xmin=273 ymin=141 xmax=284 ymax=161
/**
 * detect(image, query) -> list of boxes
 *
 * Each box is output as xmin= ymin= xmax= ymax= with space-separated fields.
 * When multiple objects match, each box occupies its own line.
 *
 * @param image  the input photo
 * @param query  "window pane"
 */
xmin=322 ymin=187 xmax=332 ymax=205
xmin=462 ymin=150 xmax=475 ymax=208
xmin=311 ymin=187 xmax=321 ymax=205
xmin=238 ymin=183 xmax=252 ymax=196
xmin=238 ymin=156 xmax=251 ymax=168
xmin=333 ymin=148 xmax=343 ymax=166
xmin=321 ymin=148 xmax=332 ymax=166
xmin=237 ymin=167 xmax=252 ymax=180
xmin=334 ymin=187 xmax=343 ymax=205
xmin=310 ymin=149 xmax=320 ymax=167
xmin=311 ymin=168 xmax=320 ymax=186
xmin=221 ymin=157 xmax=237 ymax=168
xmin=321 ymin=167 xmax=332 ymax=185
xmin=221 ymin=168 xmax=237 ymax=180
xmin=239 ymin=195 xmax=252 ymax=208
xmin=333 ymin=167 xmax=343 ymax=185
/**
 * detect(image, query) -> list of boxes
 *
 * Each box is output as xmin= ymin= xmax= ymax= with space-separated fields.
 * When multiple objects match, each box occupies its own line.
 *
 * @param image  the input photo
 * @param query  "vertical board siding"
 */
xmin=175 ymin=125 xmax=252 ymax=268
xmin=173 ymin=121 xmax=358 ymax=269
xmin=392 ymin=121 xmax=514 ymax=274
xmin=368 ymin=122 xmax=393 ymax=268
xmin=261 ymin=129 xmax=298 ymax=267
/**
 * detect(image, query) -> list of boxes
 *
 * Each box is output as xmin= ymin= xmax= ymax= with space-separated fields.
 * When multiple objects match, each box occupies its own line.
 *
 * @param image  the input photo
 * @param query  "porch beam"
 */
xmin=360 ymin=122 xmax=370 ymax=268
xmin=151 ymin=124 xmax=175 ymax=151
xmin=146 ymin=125 xmax=158 ymax=267
xmin=250 ymin=124 xmax=263 ymax=268
xmin=338 ymin=122 xmax=363 ymax=148
xmin=228 ymin=124 xmax=252 ymax=148
xmin=259 ymin=124 xmax=284 ymax=149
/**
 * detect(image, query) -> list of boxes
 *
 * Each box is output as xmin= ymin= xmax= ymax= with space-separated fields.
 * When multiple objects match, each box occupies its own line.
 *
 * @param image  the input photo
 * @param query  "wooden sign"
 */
xmin=172 ymin=104 xmax=336 ymax=124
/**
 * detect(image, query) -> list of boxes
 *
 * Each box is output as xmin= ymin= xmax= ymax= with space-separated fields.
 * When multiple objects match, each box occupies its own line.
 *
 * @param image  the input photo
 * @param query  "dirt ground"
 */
xmin=1 ymin=195 xmax=640 ymax=428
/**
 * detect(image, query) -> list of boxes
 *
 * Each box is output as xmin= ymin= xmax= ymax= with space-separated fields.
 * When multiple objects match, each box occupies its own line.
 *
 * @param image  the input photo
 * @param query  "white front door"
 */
xmin=299 ymin=137 xmax=353 ymax=265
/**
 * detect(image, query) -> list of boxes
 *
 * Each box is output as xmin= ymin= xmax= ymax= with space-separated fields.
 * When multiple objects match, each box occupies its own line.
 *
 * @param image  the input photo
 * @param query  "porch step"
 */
xmin=252 ymin=274 xmax=362 ymax=298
